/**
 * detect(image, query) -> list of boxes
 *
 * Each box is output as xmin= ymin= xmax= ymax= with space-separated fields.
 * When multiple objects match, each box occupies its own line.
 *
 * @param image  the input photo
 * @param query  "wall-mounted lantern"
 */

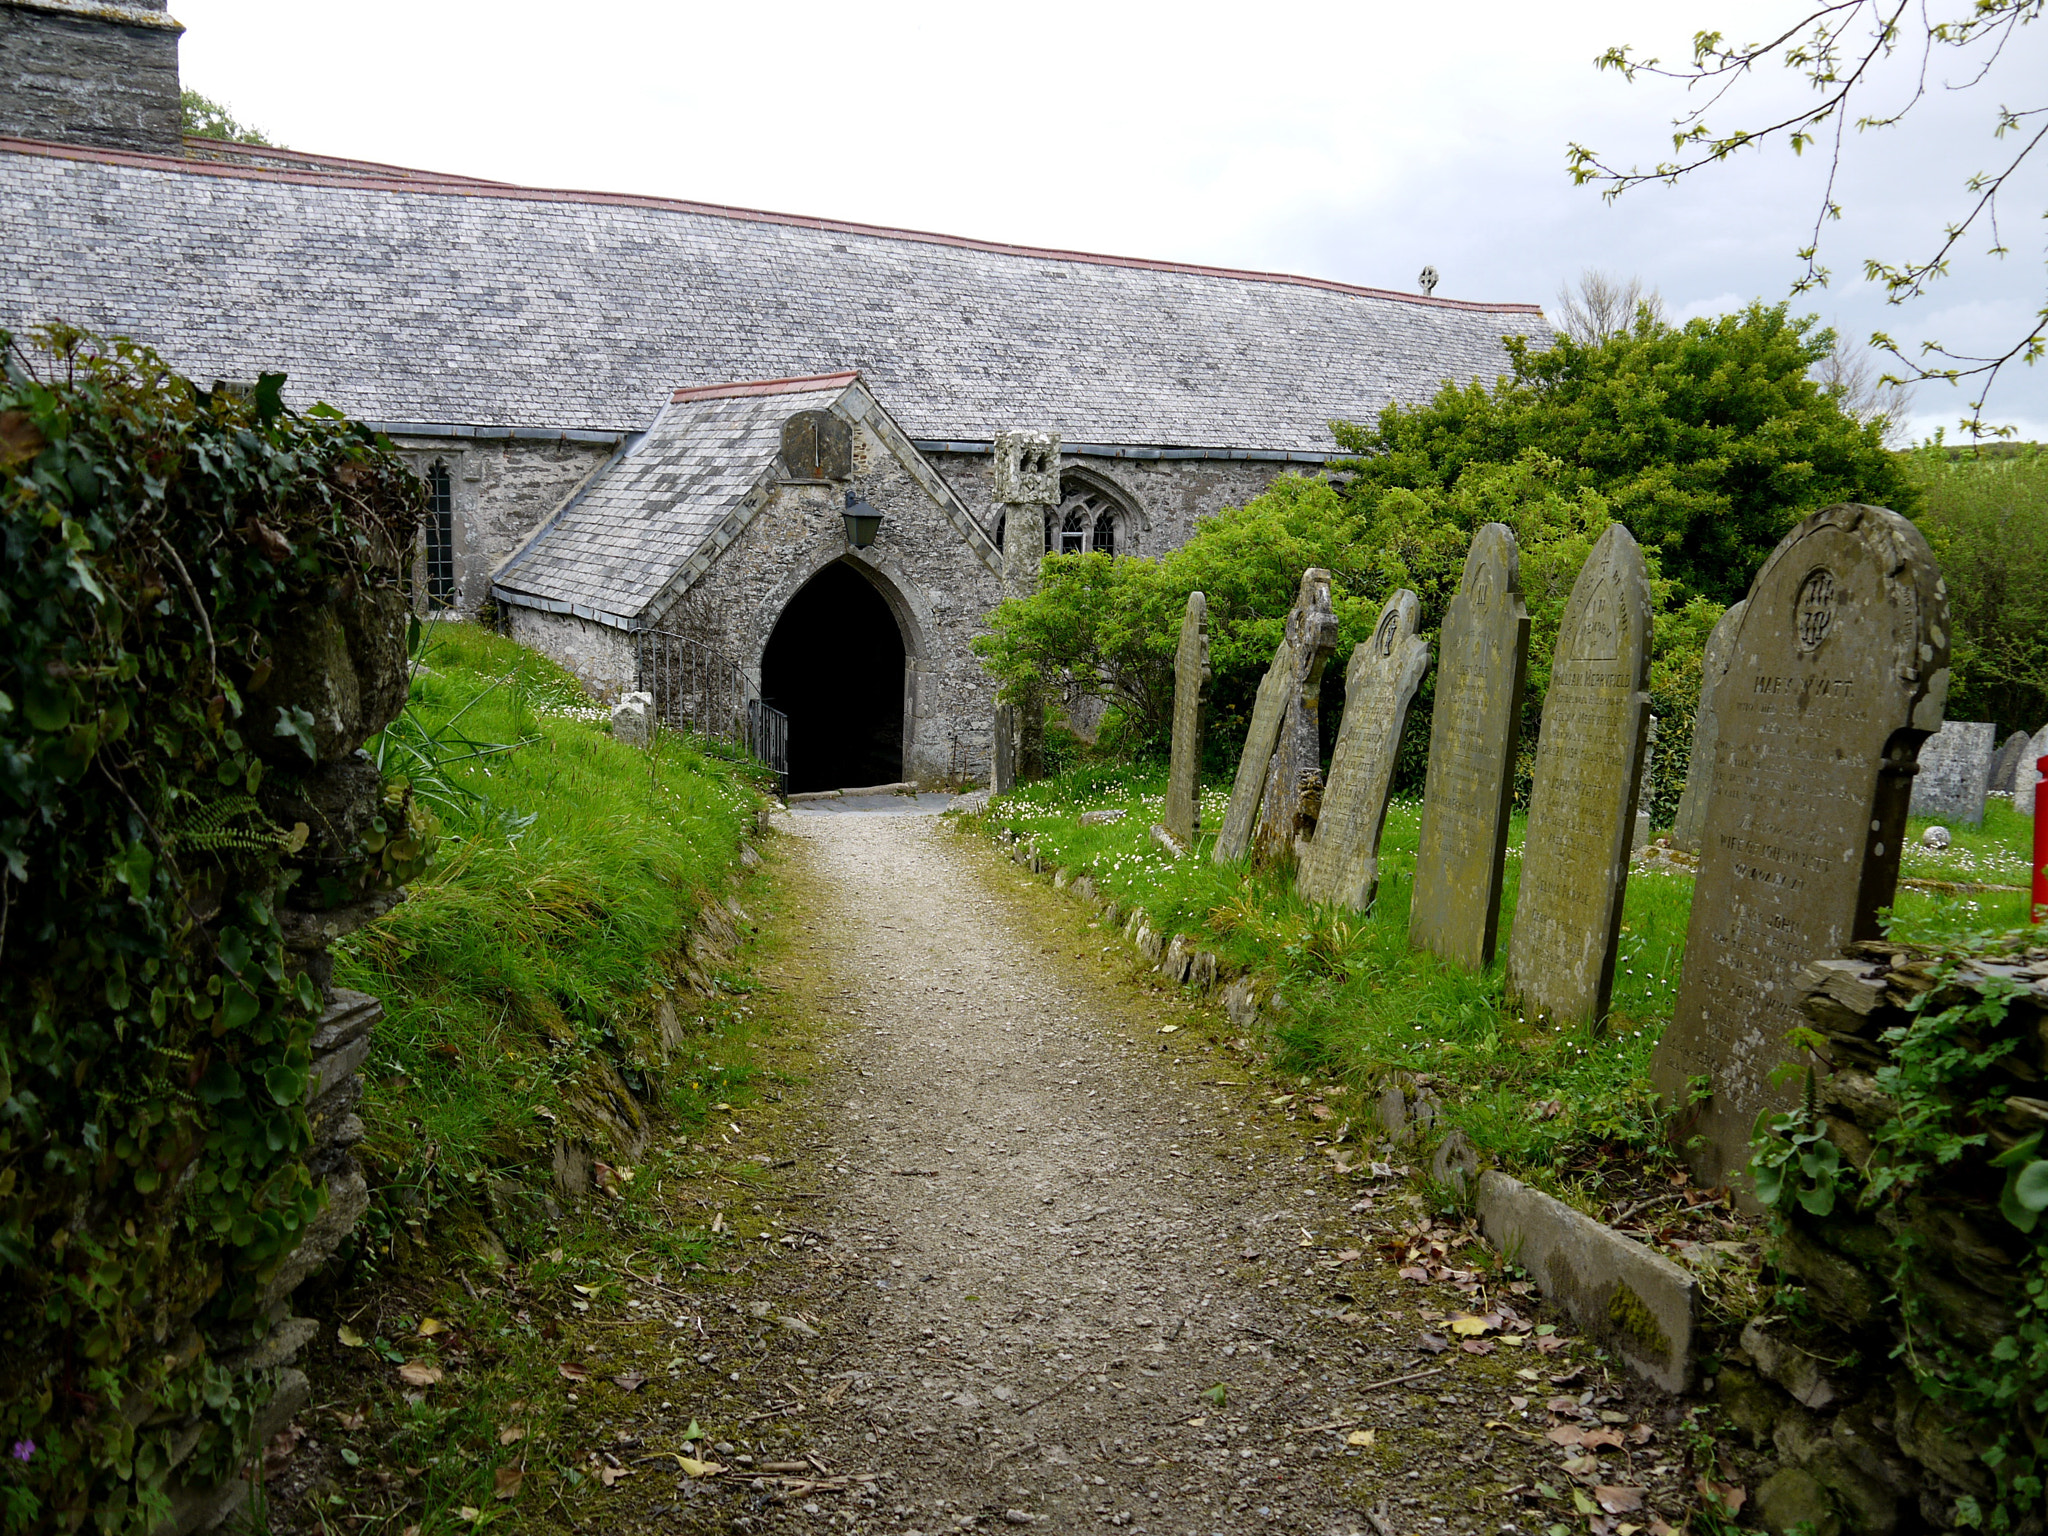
xmin=843 ymin=490 xmax=883 ymax=550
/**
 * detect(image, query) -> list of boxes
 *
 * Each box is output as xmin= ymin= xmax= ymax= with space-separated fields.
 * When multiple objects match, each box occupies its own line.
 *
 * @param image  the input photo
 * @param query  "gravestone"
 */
xmin=1211 ymin=646 xmax=1292 ymax=864
xmin=1410 ymin=524 xmax=1530 ymax=969
xmin=1651 ymin=503 xmax=1949 ymax=1192
xmin=1297 ymin=589 xmax=1430 ymax=911
xmin=1907 ymin=720 xmax=1995 ymax=826
xmin=1505 ymin=523 xmax=1653 ymax=1026
xmin=1990 ymin=730 xmax=2031 ymax=794
xmin=1159 ymin=592 xmax=1211 ymax=849
xmin=1632 ymin=716 xmax=1659 ymax=855
xmin=1252 ymin=570 xmax=1341 ymax=870
xmin=1670 ymin=601 xmax=1747 ymax=853
xmin=2013 ymin=723 xmax=2048 ymax=816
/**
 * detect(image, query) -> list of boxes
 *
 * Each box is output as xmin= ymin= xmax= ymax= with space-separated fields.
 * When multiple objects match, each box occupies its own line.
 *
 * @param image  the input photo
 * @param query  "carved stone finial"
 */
xmin=993 ymin=429 xmax=1061 ymax=506
xmin=1419 ymin=265 xmax=1439 ymax=296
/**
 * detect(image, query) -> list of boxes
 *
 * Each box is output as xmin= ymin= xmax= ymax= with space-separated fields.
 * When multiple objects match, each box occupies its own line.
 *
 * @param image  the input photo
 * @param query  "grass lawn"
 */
xmin=975 ymin=762 xmax=2041 ymax=1207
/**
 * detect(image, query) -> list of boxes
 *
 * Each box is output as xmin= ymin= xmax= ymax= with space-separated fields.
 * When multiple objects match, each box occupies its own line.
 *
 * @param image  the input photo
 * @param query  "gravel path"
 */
xmin=667 ymin=806 xmax=1681 ymax=1536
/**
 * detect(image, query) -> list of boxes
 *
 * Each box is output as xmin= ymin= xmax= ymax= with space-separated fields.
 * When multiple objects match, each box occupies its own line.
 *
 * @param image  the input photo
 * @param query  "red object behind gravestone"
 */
xmin=2035 ymin=756 xmax=2048 ymax=924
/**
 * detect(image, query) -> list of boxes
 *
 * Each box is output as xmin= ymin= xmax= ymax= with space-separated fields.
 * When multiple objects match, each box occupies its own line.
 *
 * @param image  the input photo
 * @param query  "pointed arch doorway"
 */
xmin=760 ymin=561 xmax=907 ymax=793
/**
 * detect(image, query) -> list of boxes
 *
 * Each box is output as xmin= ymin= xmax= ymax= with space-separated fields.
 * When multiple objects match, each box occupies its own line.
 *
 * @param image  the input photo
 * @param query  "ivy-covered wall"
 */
xmin=1734 ymin=944 xmax=2048 ymax=1535
xmin=0 ymin=327 xmax=425 ymax=1531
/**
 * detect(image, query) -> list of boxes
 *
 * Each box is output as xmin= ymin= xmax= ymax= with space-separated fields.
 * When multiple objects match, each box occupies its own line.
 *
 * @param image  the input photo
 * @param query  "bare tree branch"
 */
xmin=1567 ymin=0 xmax=2046 ymax=438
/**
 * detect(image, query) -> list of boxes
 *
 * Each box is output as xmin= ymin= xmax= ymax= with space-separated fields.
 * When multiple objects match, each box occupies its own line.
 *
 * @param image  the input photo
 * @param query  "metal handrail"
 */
xmin=634 ymin=629 xmax=788 ymax=790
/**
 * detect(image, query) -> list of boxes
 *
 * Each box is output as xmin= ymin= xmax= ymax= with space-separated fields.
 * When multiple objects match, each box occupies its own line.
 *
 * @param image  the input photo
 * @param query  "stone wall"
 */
xmin=651 ymin=417 xmax=1005 ymax=787
xmin=0 ymin=0 xmax=182 ymax=153
xmin=393 ymin=436 xmax=616 ymax=615
xmin=505 ymin=607 xmax=639 ymax=700
xmin=1710 ymin=947 xmax=2048 ymax=1536
xmin=926 ymin=450 xmax=1299 ymax=558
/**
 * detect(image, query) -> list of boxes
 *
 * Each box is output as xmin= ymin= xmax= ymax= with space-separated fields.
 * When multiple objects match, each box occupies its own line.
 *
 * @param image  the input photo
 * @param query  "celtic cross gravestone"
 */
xmin=1159 ymin=592 xmax=1210 ymax=850
xmin=1505 ymin=524 xmax=1653 ymax=1026
xmin=1671 ymin=601 xmax=1746 ymax=853
xmin=1651 ymin=503 xmax=1949 ymax=1191
xmin=1297 ymin=589 xmax=1430 ymax=911
xmin=1410 ymin=525 xmax=1530 ymax=968
xmin=1252 ymin=570 xmax=1341 ymax=870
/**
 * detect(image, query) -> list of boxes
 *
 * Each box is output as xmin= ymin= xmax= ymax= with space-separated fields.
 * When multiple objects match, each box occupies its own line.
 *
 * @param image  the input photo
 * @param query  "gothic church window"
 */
xmin=1053 ymin=475 xmax=1138 ymax=557
xmin=425 ymin=460 xmax=455 ymax=608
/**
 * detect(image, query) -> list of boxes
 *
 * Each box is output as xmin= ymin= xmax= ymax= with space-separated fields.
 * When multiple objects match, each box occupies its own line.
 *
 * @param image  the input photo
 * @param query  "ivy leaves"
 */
xmin=1991 ymin=1134 xmax=2048 ymax=1234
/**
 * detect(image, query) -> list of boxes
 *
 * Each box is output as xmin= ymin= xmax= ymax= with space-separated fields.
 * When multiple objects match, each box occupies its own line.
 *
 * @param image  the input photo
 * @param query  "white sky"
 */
xmin=175 ymin=0 xmax=2047 ymax=442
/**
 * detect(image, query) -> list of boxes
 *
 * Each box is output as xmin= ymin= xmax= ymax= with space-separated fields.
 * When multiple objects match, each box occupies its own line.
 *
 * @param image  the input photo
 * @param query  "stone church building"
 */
xmin=1 ymin=0 xmax=1549 ymax=788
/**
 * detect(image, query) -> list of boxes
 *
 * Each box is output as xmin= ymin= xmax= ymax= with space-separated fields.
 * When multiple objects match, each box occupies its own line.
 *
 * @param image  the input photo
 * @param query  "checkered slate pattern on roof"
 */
xmin=493 ymin=386 xmax=843 ymax=619
xmin=0 ymin=146 xmax=1548 ymax=450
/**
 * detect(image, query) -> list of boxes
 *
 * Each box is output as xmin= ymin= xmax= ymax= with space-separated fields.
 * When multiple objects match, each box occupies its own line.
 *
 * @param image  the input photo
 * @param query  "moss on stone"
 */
xmin=1606 ymin=1281 xmax=1672 ymax=1361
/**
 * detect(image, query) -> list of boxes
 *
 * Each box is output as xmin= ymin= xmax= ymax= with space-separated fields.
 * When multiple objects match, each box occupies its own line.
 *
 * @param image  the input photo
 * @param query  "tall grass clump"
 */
xmin=331 ymin=622 xmax=763 ymax=1265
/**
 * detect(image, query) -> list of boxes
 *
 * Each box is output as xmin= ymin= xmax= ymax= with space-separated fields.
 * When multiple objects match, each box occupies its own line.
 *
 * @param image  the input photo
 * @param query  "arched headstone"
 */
xmin=1506 ymin=524 xmax=1653 ymax=1026
xmin=2017 ymin=723 xmax=2048 ymax=817
xmin=1651 ymin=503 xmax=1949 ymax=1191
xmin=1297 ymin=589 xmax=1431 ymax=911
xmin=1410 ymin=525 xmax=1530 ymax=969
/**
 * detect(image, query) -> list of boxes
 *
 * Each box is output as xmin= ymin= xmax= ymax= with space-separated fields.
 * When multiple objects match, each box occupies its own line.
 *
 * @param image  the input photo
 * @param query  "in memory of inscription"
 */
xmin=1158 ymin=592 xmax=1210 ymax=851
xmin=1671 ymin=600 xmax=1746 ymax=854
xmin=1297 ymin=589 xmax=1430 ymax=911
xmin=1650 ymin=502 xmax=1949 ymax=1193
xmin=1504 ymin=523 xmax=1653 ymax=1027
xmin=1409 ymin=524 xmax=1530 ymax=970
xmin=1252 ymin=571 xmax=1341 ymax=870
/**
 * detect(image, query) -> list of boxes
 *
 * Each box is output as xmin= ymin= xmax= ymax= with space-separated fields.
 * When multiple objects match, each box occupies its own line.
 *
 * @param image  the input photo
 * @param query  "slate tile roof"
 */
xmin=0 ymin=138 xmax=1549 ymax=452
xmin=492 ymin=376 xmax=856 ymax=623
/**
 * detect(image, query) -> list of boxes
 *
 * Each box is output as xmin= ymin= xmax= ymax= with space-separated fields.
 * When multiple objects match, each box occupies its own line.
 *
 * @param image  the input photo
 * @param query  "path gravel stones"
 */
xmin=657 ymin=805 xmax=1684 ymax=1535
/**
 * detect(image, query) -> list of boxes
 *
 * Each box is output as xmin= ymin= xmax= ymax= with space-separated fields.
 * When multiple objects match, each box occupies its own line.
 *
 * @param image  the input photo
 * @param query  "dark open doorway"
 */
xmin=760 ymin=562 xmax=906 ymax=793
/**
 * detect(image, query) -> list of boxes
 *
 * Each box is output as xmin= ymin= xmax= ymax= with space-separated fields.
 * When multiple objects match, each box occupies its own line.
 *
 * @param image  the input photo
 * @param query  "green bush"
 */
xmin=1905 ymin=443 xmax=2048 ymax=734
xmin=0 ymin=327 xmax=418 ymax=1530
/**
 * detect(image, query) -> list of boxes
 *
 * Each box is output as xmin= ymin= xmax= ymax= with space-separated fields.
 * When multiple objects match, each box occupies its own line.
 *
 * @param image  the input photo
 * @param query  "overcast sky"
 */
xmin=175 ymin=0 xmax=2047 ymax=442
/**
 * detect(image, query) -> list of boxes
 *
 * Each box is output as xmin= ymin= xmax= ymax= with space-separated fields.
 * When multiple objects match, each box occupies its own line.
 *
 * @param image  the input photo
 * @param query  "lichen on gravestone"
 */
xmin=1651 ymin=502 xmax=1950 ymax=1192
xmin=1159 ymin=591 xmax=1210 ymax=850
xmin=1251 ymin=569 xmax=1339 ymax=871
xmin=1907 ymin=719 xmax=1995 ymax=827
xmin=1410 ymin=524 xmax=1530 ymax=969
xmin=1505 ymin=523 xmax=1653 ymax=1027
xmin=1297 ymin=588 xmax=1430 ymax=912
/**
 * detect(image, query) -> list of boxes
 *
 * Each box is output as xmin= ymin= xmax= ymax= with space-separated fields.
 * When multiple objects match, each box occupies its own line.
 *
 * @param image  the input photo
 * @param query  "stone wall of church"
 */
xmin=394 ymin=437 xmax=615 ymax=615
xmin=650 ymin=420 xmax=1006 ymax=789
xmin=926 ymin=450 xmax=1308 ymax=558
xmin=0 ymin=1 xmax=182 ymax=154
xmin=503 ymin=609 xmax=638 ymax=701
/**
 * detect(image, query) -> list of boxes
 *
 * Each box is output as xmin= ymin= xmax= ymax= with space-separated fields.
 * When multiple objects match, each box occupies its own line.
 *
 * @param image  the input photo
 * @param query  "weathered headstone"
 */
xmin=1651 ymin=503 xmax=1949 ymax=1192
xmin=1990 ymin=730 xmax=2031 ymax=794
xmin=2012 ymin=723 xmax=2048 ymax=816
xmin=1211 ymin=648 xmax=1292 ymax=864
xmin=1505 ymin=523 xmax=1653 ymax=1026
xmin=1159 ymin=592 xmax=1211 ymax=850
xmin=1252 ymin=571 xmax=1341 ymax=870
xmin=1410 ymin=524 xmax=1530 ymax=969
xmin=1907 ymin=720 xmax=1995 ymax=826
xmin=1670 ymin=601 xmax=1747 ymax=853
xmin=1297 ymin=589 xmax=1430 ymax=911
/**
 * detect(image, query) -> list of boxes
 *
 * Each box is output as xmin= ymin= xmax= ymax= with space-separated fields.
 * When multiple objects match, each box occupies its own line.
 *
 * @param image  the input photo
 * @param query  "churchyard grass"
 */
xmin=334 ymin=622 xmax=766 ymax=1255
xmin=277 ymin=623 xmax=779 ymax=1531
xmin=978 ymin=763 xmax=2039 ymax=1206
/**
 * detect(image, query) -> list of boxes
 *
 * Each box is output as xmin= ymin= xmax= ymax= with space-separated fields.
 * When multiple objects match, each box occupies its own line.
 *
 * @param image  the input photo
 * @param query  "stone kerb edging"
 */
xmin=986 ymin=820 xmax=1708 ymax=1398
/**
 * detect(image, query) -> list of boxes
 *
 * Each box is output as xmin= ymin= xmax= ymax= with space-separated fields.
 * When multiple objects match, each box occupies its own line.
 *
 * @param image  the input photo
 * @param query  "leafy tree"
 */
xmin=1567 ymin=2 xmax=2045 ymax=437
xmin=1907 ymin=443 xmax=2048 ymax=731
xmin=180 ymin=89 xmax=276 ymax=147
xmin=1333 ymin=301 xmax=1912 ymax=609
